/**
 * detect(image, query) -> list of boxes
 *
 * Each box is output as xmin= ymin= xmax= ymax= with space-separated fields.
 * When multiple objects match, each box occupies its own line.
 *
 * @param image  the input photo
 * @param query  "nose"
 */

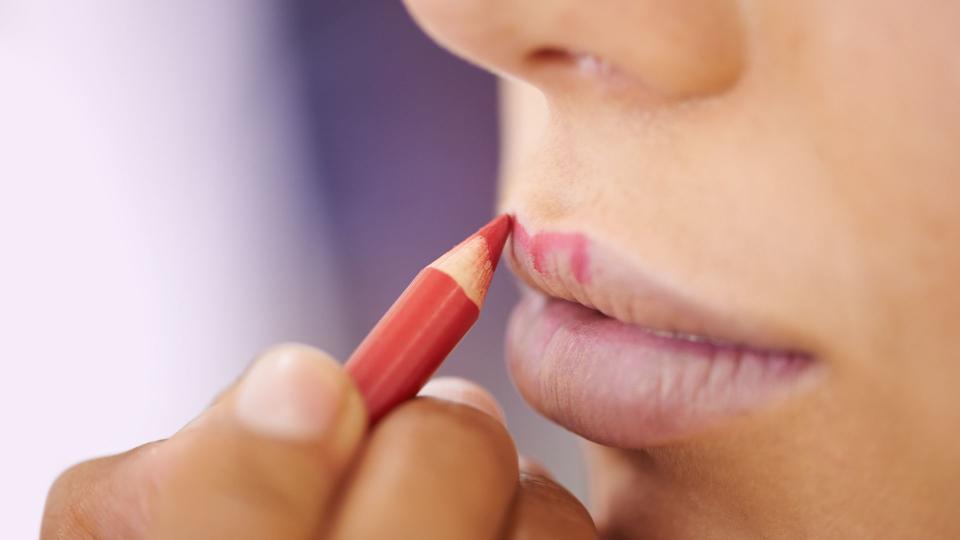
xmin=404 ymin=0 xmax=746 ymax=101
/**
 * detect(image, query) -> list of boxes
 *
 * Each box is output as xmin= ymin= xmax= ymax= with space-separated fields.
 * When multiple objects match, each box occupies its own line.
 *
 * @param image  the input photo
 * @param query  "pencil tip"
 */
xmin=428 ymin=214 xmax=513 ymax=307
xmin=475 ymin=214 xmax=513 ymax=268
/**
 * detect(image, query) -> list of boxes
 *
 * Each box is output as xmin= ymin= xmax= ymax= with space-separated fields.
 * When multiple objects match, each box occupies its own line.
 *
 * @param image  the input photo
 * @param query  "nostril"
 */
xmin=404 ymin=0 xmax=745 ymax=102
xmin=526 ymin=47 xmax=572 ymax=66
xmin=526 ymin=47 xmax=619 ymax=78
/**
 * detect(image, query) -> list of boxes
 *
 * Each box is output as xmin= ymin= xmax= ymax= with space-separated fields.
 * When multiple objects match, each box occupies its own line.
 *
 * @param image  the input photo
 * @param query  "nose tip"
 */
xmin=404 ymin=0 xmax=746 ymax=102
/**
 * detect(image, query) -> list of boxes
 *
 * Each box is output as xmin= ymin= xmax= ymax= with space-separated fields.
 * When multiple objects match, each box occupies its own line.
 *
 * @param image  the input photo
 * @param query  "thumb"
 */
xmin=153 ymin=344 xmax=367 ymax=538
xmin=43 ymin=344 xmax=368 ymax=540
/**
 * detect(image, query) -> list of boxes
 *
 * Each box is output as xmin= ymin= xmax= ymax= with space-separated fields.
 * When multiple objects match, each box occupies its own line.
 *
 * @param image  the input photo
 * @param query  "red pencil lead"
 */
xmin=474 ymin=213 xmax=512 ymax=271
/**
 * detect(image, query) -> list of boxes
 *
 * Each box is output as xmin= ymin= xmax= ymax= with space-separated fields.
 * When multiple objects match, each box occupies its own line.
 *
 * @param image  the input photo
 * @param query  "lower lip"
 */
xmin=506 ymin=294 xmax=815 ymax=447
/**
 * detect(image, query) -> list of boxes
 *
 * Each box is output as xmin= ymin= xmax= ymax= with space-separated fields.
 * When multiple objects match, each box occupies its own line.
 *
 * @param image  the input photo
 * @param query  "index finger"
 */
xmin=328 ymin=382 xmax=519 ymax=540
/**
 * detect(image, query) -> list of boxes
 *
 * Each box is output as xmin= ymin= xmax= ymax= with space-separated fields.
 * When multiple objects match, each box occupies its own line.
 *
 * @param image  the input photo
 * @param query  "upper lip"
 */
xmin=507 ymin=218 xmax=808 ymax=354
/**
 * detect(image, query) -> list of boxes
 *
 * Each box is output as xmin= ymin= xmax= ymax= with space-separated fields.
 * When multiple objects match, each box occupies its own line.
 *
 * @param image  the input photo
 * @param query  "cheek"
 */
xmin=799 ymin=2 xmax=960 ymax=344
xmin=729 ymin=1 xmax=960 ymax=461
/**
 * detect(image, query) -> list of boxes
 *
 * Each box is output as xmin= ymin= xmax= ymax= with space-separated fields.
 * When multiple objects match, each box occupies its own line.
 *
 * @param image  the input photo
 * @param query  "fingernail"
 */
xmin=519 ymin=456 xmax=555 ymax=480
xmin=234 ymin=344 xmax=346 ymax=440
xmin=419 ymin=377 xmax=507 ymax=427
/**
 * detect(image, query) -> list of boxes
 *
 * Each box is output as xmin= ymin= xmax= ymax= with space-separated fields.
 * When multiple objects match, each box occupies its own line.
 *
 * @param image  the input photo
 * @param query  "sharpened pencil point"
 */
xmin=474 ymin=214 xmax=512 ymax=271
xmin=346 ymin=214 xmax=513 ymax=422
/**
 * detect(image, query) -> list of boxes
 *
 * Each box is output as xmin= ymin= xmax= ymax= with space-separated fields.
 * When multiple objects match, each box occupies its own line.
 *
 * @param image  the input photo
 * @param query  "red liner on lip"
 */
xmin=512 ymin=221 xmax=591 ymax=284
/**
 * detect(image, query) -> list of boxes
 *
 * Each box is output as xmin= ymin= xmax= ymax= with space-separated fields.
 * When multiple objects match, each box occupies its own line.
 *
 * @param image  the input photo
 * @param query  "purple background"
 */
xmin=298 ymin=0 xmax=585 ymax=495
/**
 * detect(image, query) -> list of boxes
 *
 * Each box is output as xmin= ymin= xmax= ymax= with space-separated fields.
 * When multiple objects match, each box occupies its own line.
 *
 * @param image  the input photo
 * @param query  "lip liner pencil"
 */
xmin=344 ymin=215 xmax=512 ymax=423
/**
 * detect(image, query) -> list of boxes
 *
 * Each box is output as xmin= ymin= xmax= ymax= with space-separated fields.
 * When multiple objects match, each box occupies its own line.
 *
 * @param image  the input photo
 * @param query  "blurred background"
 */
xmin=0 ymin=1 xmax=583 ymax=536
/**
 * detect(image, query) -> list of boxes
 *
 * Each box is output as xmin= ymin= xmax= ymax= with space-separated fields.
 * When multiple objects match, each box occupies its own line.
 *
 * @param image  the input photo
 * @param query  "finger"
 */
xmin=419 ymin=376 xmax=507 ymax=425
xmin=42 ymin=444 xmax=158 ymax=539
xmin=329 ymin=379 xmax=518 ymax=540
xmin=42 ymin=343 xmax=366 ymax=540
xmin=151 ymin=343 xmax=367 ymax=539
xmin=504 ymin=460 xmax=597 ymax=540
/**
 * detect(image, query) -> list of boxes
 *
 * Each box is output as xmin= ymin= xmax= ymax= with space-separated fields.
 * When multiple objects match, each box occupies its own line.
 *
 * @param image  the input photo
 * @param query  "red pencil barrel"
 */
xmin=345 ymin=267 xmax=479 ymax=422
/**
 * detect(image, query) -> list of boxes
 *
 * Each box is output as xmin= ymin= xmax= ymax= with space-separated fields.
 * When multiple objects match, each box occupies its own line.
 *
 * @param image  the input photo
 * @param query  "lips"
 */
xmin=506 ymin=220 xmax=817 ymax=448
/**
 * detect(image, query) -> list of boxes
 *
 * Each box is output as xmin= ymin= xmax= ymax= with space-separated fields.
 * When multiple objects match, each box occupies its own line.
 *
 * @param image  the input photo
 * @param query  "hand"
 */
xmin=42 ymin=344 xmax=596 ymax=539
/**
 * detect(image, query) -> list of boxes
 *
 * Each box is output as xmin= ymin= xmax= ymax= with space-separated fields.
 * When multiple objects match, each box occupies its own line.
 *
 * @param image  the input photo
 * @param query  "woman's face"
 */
xmin=404 ymin=1 xmax=960 ymax=538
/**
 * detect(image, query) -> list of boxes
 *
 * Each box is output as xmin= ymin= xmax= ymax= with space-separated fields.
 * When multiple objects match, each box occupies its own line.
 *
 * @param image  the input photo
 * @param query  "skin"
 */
xmin=42 ymin=345 xmax=596 ymax=539
xmin=402 ymin=0 xmax=960 ymax=538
